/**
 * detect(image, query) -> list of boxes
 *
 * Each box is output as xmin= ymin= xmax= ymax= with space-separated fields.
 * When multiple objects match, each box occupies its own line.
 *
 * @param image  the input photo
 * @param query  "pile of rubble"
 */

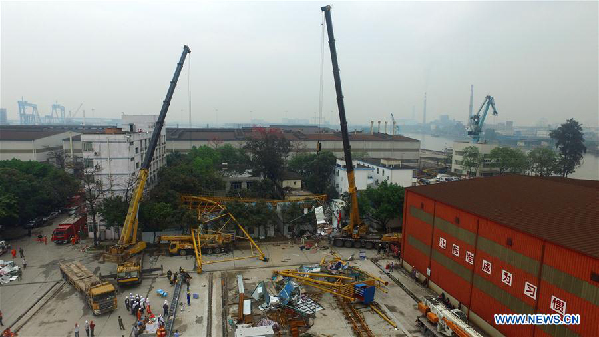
xmin=232 ymin=274 xmax=325 ymax=337
xmin=0 ymin=260 xmax=21 ymax=284
xmin=230 ymin=252 xmax=394 ymax=337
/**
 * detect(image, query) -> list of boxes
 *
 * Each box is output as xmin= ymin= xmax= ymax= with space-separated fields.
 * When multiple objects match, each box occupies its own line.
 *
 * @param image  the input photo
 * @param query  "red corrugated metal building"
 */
xmin=401 ymin=175 xmax=598 ymax=337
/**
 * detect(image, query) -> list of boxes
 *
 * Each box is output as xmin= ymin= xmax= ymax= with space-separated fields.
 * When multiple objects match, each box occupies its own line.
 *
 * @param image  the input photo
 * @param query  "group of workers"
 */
xmin=124 ymin=293 xmax=151 ymax=321
xmin=166 ymin=267 xmax=192 ymax=288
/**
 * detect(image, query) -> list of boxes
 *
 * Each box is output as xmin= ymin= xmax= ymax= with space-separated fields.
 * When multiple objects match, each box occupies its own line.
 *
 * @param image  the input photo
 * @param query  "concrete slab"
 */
xmin=3 ymin=233 xmax=430 ymax=337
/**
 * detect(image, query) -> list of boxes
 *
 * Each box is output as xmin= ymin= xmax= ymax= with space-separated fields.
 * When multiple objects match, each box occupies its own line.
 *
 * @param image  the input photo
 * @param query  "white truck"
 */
xmin=417 ymin=296 xmax=484 ymax=337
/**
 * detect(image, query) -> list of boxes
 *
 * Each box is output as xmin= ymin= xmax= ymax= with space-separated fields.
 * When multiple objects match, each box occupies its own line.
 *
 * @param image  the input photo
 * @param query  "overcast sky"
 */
xmin=1 ymin=1 xmax=597 ymax=127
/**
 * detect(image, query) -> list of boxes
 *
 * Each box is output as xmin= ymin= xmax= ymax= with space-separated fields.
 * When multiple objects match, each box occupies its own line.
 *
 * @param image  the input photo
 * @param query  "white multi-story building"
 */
xmin=334 ymin=157 xmax=417 ymax=195
xmin=80 ymin=115 xmax=166 ymax=196
xmin=334 ymin=159 xmax=373 ymax=194
xmin=357 ymin=158 xmax=417 ymax=187
xmin=451 ymin=141 xmax=499 ymax=177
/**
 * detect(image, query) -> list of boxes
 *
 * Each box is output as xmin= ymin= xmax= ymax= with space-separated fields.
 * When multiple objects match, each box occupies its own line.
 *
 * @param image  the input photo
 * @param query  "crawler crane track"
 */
xmin=334 ymin=296 xmax=375 ymax=337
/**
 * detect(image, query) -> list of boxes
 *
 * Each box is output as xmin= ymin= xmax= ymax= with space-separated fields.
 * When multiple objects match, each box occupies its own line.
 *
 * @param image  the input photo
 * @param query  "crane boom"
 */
xmin=321 ymin=5 xmax=363 ymax=238
xmin=468 ymin=95 xmax=498 ymax=143
xmin=110 ymin=45 xmax=191 ymax=260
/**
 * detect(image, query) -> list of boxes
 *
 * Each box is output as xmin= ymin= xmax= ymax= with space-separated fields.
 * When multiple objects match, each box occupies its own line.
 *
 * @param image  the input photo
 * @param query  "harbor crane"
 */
xmin=468 ymin=95 xmax=498 ymax=143
xmin=17 ymin=98 xmax=40 ymax=125
xmin=105 ymin=45 xmax=191 ymax=284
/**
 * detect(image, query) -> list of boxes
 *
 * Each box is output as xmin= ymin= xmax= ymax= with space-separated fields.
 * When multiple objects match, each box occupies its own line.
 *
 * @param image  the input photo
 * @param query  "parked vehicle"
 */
xmin=24 ymin=218 xmax=42 ymax=229
xmin=60 ymin=261 xmax=117 ymax=315
xmin=0 ymin=240 xmax=10 ymax=256
xmin=51 ymin=216 xmax=87 ymax=244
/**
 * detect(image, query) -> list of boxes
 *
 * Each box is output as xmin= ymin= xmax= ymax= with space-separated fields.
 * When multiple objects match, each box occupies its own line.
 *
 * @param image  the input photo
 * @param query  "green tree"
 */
xmin=280 ymin=203 xmax=316 ymax=236
xmin=444 ymin=151 xmax=453 ymax=168
xmin=218 ymin=144 xmax=251 ymax=174
xmin=461 ymin=146 xmax=481 ymax=177
xmin=0 ymin=160 xmax=78 ymax=227
xmin=357 ymin=181 xmax=405 ymax=232
xmin=82 ymin=168 xmax=104 ymax=246
xmin=139 ymin=201 xmax=178 ymax=232
xmin=244 ymin=132 xmax=291 ymax=199
xmin=98 ymin=196 xmax=129 ymax=228
xmin=528 ymin=147 xmax=559 ymax=177
xmin=489 ymin=147 xmax=529 ymax=174
xmin=0 ymin=194 xmax=19 ymax=227
xmin=226 ymin=201 xmax=276 ymax=236
xmin=288 ymin=151 xmax=338 ymax=198
xmin=550 ymin=119 xmax=587 ymax=177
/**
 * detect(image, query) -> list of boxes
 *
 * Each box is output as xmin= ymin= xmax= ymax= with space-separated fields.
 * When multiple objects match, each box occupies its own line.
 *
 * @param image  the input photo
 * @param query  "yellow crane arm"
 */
xmin=119 ymin=169 xmax=148 ymax=245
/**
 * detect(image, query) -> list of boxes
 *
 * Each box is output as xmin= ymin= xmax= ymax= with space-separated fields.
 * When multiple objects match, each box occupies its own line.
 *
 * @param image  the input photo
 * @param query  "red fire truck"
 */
xmin=51 ymin=216 xmax=87 ymax=244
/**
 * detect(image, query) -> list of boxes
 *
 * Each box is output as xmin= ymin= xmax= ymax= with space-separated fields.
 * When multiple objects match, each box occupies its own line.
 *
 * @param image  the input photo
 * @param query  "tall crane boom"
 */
xmin=108 ymin=45 xmax=191 ymax=261
xmin=468 ymin=95 xmax=498 ymax=143
xmin=321 ymin=5 xmax=364 ymax=238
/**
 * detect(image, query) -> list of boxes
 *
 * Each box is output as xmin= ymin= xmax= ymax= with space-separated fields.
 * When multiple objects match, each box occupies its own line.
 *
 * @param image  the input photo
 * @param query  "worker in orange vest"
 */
xmin=156 ymin=326 xmax=166 ymax=337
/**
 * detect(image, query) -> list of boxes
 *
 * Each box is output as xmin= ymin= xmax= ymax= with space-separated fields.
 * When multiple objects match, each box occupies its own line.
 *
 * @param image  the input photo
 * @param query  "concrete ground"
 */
xmin=1 ymin=227 xmax=428 ymax=337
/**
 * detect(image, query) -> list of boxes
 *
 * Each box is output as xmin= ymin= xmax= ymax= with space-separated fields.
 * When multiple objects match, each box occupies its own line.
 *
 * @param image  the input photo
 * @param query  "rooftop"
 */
xmin=0 ymin=129 xmax=68 ymax=141
xmin=166 ymin=127 xmax=418 ymax=142
xmin=408 ymin=175 xmax=599 ymax=258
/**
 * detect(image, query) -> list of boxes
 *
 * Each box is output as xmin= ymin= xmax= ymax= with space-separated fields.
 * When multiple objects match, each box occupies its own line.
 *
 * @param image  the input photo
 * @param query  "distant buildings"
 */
xmin=166 ymin=127 xmax=421 ymax=165
xmin=0 ymin=127 xmax=79 ymax=163
xmin=0 ymin=109 xmax=7 ymax=125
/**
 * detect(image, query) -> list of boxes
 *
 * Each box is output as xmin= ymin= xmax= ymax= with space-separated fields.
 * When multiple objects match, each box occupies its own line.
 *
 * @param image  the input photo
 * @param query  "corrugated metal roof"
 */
xmin=165 ymin=128 xmax=419 ymax=143
xmin=0 ymin=130 xmax=66 ymax=140
xmin=408 ymin=175 xmax=599 ymax=259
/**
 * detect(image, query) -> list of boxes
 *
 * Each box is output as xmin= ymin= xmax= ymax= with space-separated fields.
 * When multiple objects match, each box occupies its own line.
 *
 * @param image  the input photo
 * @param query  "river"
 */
xmin=401 ymin=132 xmax=598 ymax=181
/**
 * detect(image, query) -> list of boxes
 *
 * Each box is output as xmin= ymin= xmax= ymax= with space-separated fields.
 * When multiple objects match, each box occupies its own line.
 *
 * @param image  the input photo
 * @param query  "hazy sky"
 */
xmin=1 ymin=1 xmax=597 ymax=127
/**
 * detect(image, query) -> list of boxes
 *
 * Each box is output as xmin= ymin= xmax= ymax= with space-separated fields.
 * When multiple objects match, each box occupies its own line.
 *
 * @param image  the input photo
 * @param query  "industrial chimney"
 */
xmin=384 ymin=121 xmax=388 ymax=134
xmin=469 ymin=85 xmax=474 ymax=120
xmin=422 ymin=93 xmax=427 ymax=125
xmin=377 ymin=121 xmax=381 ymax=133
xmin=370 ymin=121 xmax=374 ymax=135
xmin=392 ymin=121 xmax=396 ymax=135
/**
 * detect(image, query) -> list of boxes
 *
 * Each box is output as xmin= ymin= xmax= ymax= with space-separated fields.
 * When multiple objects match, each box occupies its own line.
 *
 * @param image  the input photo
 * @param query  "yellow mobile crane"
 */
xmin=321 ymin=6 xmax=401 ymax=250
xmin=105 ymin=45 xmax=191 ymax=286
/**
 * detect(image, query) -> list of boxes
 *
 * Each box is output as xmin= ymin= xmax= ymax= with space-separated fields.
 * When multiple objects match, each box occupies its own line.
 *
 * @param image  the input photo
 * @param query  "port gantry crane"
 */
xmin=321 ymin=5 xmax=401 ymax=251
xmin=468 ymin=95 xmax=498 ymax=143
xmin=105 ymin=46 xmax=191 ymax=284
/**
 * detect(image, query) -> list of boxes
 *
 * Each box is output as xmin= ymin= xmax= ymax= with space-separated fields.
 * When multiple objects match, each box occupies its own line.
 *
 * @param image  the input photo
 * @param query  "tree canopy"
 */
xmin=0 ymin=160 xmax=79 ymax=227
xmin=461 ymin=146 xmax=481 ymax=176
xmin=488 ymin=147 xmax=529 ymax=174
xmin=244 ymin=131 xmax=291 ymax=199
xmin=357 ymin=181 xmax=405 ymax=232
xmin=226 ymin=201 xmax=277 ymax=235
xmin=550 ymin=119 xmax=586 ymax=177
xmin=528 ymin=147 xmax=559 ymax=177
xmin=288 ymin=151 xmax=338 ymax=198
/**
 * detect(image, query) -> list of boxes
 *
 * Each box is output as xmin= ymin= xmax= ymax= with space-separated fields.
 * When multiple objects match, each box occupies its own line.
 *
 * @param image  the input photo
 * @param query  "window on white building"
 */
xmin=82 ymin=142 xmax=93 ymax=151
xmin=84 ymin=158 xmax=93 ymax=168
xmin=136 ymin=147 xmax=139 ymax=154
xmin=136 ymin=162 xmax=139 ymax=169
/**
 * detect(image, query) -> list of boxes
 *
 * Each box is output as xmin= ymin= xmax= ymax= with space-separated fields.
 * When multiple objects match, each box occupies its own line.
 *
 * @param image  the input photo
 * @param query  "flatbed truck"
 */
xmin=59 ymin=261 xmax=117 ymax=315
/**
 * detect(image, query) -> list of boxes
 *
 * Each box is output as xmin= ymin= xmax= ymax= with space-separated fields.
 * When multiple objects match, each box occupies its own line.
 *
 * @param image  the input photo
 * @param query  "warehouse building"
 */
xmin=166 ymin=127 xmax=421 ymax=165
xmin=401 ymin=175 xmax=598 ymax=337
